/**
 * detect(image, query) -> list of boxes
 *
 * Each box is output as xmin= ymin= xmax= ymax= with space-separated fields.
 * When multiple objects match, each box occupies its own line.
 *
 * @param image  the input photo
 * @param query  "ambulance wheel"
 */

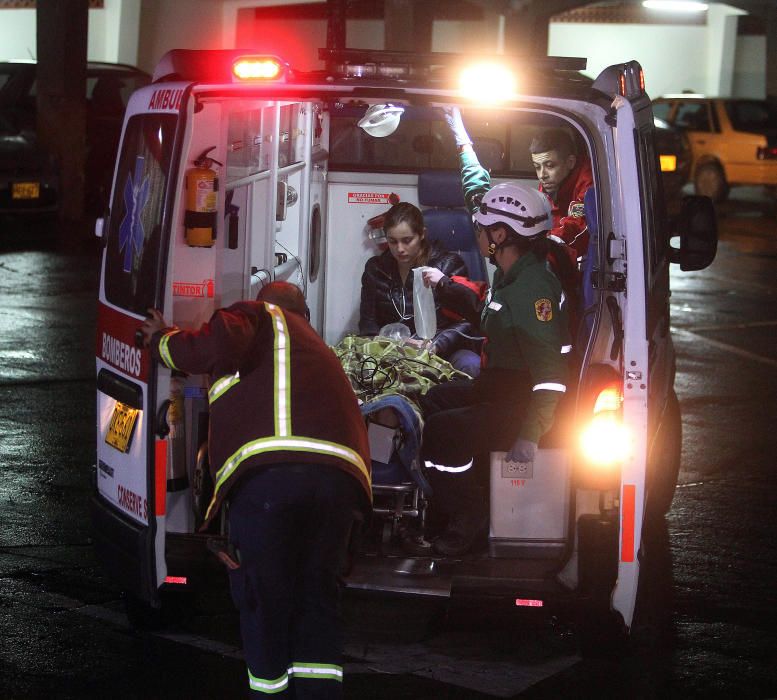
xmin=694 ymin=163 xmax=729 ymax=203
xmin=123 ymin=590 xmax=192 ymax=631
xmin=123 ymin=591 xmax=166 ymax=631
xmin=646 ymin=390 xmax=682 ymax=519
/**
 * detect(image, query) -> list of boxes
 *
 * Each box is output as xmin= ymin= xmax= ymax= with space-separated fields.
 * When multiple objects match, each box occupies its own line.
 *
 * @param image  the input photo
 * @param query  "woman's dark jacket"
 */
xmin=359 ymin=241 xmax=477 ymax=359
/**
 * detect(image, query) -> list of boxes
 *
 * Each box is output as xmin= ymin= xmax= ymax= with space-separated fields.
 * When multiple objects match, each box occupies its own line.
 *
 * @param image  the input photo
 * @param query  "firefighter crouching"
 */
xmin=141 ymin=281 xmax=371 ymax=699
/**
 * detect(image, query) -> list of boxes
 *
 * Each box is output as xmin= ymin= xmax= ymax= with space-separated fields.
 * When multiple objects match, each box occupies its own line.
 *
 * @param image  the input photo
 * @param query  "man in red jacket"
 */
xmin=141 ymin=281 xmax=371 ymax=699
xmin=530 ymin=127 xmax=594 ymax=261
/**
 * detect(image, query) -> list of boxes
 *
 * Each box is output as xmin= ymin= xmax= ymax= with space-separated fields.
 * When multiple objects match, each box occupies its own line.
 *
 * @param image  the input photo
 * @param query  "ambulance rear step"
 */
xmin=345 ymin=555 xmax=572 ymax=601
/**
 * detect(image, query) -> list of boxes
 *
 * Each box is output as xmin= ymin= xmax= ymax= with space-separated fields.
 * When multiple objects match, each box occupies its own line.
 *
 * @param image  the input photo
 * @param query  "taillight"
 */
xmin=579 ymin=386 xmax=632 ymax=468
xmin=756 ymin=146 xmax=777 ymax=160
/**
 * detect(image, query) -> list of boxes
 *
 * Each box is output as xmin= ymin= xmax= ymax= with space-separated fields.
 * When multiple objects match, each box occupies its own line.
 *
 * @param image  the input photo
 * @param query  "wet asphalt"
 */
xmin=0 ymin=189 xmax=775 ymax=699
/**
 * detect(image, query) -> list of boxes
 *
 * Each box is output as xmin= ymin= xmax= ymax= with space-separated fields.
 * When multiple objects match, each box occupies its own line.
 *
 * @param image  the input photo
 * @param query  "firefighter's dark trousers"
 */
xmin=227 ymin=463 xmax=362 ymax=698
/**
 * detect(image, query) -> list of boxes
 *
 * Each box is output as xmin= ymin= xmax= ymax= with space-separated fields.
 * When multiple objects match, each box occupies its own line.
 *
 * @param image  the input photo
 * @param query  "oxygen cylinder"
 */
xmin=166 ymin=377 xmax=187 ymax=489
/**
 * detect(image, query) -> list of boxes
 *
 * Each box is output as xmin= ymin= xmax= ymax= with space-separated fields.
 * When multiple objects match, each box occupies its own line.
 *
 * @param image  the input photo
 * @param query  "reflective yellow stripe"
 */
xmin=289 ymin=662 xmax=343 ymax=681
xmin=205 ymin=436 xmax=370 ymax=521
xmin=265 ymin=303 xmax=292 ymax=437
xmin=158 ymin=330 xmax=180 ymax=371
xmin=247 ymin=669 xmax=289 ymax=694
xmin=209 ymin=372 xmax=240 ymax=404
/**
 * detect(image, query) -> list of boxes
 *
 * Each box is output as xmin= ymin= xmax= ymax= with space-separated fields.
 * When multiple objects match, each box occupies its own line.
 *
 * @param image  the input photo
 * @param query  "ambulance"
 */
xmin=91 ymin=48 xmax=716 ymax=638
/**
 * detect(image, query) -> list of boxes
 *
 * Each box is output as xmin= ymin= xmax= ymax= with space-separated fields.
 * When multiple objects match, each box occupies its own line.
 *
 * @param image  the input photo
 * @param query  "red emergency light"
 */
xmin=232 ymin=56 xmax=284 ymax=81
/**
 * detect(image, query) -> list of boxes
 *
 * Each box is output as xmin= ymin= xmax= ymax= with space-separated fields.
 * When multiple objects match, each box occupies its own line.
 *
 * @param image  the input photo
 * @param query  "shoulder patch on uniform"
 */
xmin=568 ymin=201 xmax=585 ymax=218
xmin=535 ymin=298 xmax=553 ymax=322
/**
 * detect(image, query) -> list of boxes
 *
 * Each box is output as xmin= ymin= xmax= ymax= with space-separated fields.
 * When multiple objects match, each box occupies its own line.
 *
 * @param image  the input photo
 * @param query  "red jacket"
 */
xmin=151 ymin=301 xmax=372 ymax=529
xmin=540 ymin=154 xmax=594 ymax=260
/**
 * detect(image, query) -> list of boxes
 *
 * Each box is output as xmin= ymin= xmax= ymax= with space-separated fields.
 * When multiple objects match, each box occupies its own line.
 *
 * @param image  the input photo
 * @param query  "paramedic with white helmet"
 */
xmin=419 ymin=180 xmax=571 ymax=556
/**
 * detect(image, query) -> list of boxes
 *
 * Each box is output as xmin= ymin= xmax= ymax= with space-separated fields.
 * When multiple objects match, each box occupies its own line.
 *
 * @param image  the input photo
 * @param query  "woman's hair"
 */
xmin=383 ymin=202 xmax=431 ymax=266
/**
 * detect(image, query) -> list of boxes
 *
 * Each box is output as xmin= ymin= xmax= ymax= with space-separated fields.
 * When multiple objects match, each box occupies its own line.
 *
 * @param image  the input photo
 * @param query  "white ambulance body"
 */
xmin=91 ymin=49 xmax=716 ymax=637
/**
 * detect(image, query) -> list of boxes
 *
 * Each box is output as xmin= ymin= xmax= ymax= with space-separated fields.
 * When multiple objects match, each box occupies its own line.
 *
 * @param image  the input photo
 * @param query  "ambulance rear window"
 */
xmin=327 ymin=103 xmax=585 ymax=178
xmin=104 ymin=114 xmax=176 ymax=314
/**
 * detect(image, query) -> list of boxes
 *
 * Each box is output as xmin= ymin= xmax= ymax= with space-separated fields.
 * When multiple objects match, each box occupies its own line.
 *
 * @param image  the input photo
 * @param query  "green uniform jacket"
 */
xmin=457 ymin=149 xmax=570 ymax=444
xmin=150 ymin=301 xmax=372 ymax=530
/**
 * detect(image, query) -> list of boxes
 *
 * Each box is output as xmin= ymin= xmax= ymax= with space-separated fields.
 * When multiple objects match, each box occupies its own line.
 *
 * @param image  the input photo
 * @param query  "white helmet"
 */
xmin=472 ymin=182 xmax=552 ymax=239
xmin=358 ymin=103 xmax=405 ymax=137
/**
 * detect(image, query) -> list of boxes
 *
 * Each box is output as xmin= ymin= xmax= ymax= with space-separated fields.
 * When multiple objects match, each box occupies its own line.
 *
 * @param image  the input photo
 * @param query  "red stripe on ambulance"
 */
xmin=621 ymin=484 xmax=636 ymax=562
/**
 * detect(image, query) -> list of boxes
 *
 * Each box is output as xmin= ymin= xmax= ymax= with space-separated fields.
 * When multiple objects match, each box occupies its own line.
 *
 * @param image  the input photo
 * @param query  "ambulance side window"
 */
xmin=104 ymin=114 xmax=177 ymax=315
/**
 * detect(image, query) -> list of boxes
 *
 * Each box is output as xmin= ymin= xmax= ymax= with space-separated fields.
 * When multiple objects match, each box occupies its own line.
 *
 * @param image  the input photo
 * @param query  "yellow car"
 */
xmin=652 ymin=94 xmax=777 ymax=202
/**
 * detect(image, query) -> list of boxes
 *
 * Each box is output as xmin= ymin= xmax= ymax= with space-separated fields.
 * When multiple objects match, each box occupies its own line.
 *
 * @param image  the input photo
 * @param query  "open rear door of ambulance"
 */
xmin=607 ymin=86 xmax=654 ymax=632
xmin=92 ymin=84 xmax=187 ymax=608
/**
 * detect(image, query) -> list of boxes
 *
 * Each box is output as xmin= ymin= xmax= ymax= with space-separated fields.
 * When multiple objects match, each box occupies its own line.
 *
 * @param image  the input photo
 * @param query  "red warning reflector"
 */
xmin=515 ymin=598 xmax=544 ymax=607
xmin=164 ymin=575 xmax=188 ymax=585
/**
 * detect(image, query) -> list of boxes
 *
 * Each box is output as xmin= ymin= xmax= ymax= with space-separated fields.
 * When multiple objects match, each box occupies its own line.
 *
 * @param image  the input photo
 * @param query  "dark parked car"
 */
xmin=653 ymin=115 xmax=692 ymax=213
xmin=0 ymin=60 xmax=150 ymax=216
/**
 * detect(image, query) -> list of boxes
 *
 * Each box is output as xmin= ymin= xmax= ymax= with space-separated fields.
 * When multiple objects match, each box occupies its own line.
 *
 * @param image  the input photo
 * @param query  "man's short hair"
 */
xmin=529 ymin=128 xmax=576 ymax=159
xmin=257 ymin=281 xmax=309 ymax=319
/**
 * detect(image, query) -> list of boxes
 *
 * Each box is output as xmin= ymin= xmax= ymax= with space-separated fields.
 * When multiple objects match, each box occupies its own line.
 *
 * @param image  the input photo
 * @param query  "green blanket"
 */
xmin=332 ymin=335 xmax=468 ymax=413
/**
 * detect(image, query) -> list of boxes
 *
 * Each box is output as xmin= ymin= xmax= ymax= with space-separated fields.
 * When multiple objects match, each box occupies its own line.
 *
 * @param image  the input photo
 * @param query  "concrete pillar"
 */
xmin=114 ymin=0 xmax=140 ymax=66
xmin=36 ymin=0 xmax=88 ymax=224
xmin=385 ymin=0 xmax=434 ymax=52
xmin=503 ymin=7 xmax=549 ymax=57
xmin=705 ymin=3 xmax=745 ymax=96
xmin=767 ymin=3 xmax=777 ymax=99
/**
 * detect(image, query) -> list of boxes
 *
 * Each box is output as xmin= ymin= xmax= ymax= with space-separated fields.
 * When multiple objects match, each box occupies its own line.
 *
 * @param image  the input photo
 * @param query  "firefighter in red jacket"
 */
xmin=141 ymin=281 xmax=371 ymax=699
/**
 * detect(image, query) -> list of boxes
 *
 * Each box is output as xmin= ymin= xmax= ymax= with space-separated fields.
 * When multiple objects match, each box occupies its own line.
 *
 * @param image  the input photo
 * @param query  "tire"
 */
xmin=646 ymin=390 xmax=682 ymax=519
xmin=694 ymin=163 xmax=729 ymax=203
xmin=123 ymin=591 xmax=166 ymax=631
xmin=123 ymin=590 xmax=194 ymax=631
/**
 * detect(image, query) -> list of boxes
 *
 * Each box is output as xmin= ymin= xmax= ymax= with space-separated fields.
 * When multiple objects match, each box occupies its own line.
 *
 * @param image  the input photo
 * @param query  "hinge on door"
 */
xmin=593 ymin=272 xmax=626 ymax=292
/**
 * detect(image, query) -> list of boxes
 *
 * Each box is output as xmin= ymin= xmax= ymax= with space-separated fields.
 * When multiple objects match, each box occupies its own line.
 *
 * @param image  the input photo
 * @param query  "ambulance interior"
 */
xmin=158 ymin=93 xmax=616 ymax=576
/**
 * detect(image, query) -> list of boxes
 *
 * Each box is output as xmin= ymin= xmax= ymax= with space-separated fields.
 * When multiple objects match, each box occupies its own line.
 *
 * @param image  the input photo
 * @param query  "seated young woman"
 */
xmin=359 ymin=201 xmax=481 ymax=377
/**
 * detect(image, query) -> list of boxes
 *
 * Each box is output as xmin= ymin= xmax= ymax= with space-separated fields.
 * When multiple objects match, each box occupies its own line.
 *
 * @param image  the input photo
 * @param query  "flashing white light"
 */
xmin=642 ymin=0 xmax=708 ymax=11
xmin=459 ymin=62 xmax=517 ymax=103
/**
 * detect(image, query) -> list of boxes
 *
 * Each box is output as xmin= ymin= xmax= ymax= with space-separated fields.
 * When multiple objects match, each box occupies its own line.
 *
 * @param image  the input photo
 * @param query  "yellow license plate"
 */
xmin=12 ymin=182 xmax=40 ymax=200
xmin=106 ymin=402 xmax=139 ymax=453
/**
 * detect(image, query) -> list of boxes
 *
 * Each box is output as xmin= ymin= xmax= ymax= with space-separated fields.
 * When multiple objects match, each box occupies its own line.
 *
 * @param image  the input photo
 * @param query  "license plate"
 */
xmin=105 ymin=401 xmax=139 ymax=453
xmin=12 ymin=182 xmax=40 ymax=200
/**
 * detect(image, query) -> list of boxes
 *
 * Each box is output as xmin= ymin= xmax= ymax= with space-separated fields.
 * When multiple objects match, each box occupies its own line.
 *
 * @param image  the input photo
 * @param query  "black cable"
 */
xmin=275 ymin=241 xmax=307 ymax=295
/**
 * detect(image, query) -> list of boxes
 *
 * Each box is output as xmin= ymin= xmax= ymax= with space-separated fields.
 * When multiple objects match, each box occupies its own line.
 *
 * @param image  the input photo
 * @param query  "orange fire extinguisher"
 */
xmin=185 ymin=146 xmax=223 ymax=247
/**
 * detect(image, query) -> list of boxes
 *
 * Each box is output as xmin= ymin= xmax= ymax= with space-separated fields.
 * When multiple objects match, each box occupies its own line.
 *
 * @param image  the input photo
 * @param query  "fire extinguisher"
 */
xmin=185 ymin=146 xmax=223 ymax=247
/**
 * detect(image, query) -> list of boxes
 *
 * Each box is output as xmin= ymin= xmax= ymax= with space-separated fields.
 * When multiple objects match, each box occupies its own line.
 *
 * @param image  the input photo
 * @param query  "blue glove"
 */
xmin=506 ymin=438 xmax=537 ymax=464
xmin=442 ymin=106 xmax=472 ymax=147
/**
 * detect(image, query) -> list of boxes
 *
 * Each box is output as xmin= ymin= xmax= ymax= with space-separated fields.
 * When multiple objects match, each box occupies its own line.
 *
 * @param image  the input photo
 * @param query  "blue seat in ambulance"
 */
xmin=418 ymin=170 xmax=488 ymax=283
